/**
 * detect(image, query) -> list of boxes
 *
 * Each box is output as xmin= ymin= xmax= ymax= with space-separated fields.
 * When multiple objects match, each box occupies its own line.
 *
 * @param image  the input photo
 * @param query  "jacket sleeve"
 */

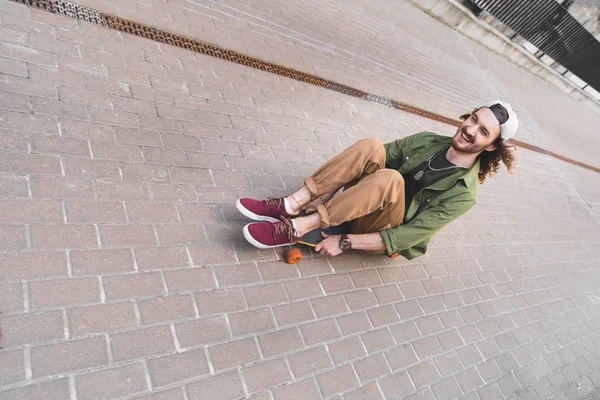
xmin=383 ymin=132 xmax=425 ymax=170
xmin=379 ymin=193 xmax=475 ymax=256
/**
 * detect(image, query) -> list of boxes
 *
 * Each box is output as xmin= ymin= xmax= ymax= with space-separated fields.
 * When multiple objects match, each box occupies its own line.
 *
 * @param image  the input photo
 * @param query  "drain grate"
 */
xmin=17 ymin=0 xmax=107 ymax=25
xmin=8 ymin=0 xmax=600 ymax=174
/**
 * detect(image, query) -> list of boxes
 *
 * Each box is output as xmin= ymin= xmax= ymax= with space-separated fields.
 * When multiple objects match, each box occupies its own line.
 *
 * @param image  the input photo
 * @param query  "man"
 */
xmin=236 ymin=101 xmax=518 ymax=260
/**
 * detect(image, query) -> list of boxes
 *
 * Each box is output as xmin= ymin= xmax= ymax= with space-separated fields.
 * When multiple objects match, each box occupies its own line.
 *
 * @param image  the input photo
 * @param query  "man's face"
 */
xmin=451 ymin=107 xmax=501 ymax=154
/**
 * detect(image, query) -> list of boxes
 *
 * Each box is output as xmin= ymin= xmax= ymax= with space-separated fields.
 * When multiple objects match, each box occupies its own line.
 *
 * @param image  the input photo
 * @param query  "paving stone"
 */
xmin=31 ymin=336 xmax=108 ymax=377
xmin=75 ymin=362 xmax=148 ymax=399
xmin=409 ymin=361 xmax=441 ymax=388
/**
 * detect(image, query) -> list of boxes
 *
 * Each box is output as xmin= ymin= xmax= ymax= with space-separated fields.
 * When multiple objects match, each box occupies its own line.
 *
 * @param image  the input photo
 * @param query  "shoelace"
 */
xmin=273 ymin=216 xmax=298 ymax=241
xmin=264 ymin=197 xmax=284 ymax=207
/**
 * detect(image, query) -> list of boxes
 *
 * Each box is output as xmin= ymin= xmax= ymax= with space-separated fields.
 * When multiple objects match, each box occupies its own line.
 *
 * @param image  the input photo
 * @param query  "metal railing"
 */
xmin=470 ymin=0 xmax=600 ymax=92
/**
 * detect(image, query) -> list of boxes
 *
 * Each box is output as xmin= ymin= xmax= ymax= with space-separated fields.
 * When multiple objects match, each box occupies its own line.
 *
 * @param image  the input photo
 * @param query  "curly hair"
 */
xmin=459 ymin=108 xmax=516 ymax=184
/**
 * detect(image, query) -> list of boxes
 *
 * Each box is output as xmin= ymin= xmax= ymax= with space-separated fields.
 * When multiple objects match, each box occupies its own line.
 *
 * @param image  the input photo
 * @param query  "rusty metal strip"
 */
xmin=9 ymin=0 xmax=600 ymax=174
xmin=509 ymin=140 xmax=600 ymax=174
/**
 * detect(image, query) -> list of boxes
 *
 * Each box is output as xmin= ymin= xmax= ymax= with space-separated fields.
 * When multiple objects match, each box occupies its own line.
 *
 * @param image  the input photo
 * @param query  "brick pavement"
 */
xmin=1 ymin=0 xmax=600 ymax=399
xmin=66 ymin=0 xmax=600 ymax=169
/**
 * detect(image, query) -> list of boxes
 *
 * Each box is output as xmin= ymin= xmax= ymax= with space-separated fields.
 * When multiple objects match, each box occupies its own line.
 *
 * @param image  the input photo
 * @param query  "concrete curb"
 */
xmin=408 ymin=0 xmax=600 ymax=115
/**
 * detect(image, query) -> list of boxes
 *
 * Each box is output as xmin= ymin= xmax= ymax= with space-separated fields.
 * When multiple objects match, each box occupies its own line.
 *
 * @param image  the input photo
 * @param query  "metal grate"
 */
xmin=471 ymin=0 xmax=600 ymax=91
xmin=7 ymin=0 xmax=600 ymax=174
xmin=18 ymin=0 xmax=107 ymax=25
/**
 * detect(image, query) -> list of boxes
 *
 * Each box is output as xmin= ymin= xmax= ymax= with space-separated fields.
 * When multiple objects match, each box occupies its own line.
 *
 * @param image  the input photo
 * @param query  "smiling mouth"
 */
xmin=461 ymin=131 xmax=474 ymax=144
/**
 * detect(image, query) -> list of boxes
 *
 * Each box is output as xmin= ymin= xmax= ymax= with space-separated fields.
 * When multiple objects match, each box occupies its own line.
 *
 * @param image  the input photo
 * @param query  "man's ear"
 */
xmin=485 ymin=133 xmax=502 ymax=153
xmin=484 ymin=143 xmax=497 ymax=152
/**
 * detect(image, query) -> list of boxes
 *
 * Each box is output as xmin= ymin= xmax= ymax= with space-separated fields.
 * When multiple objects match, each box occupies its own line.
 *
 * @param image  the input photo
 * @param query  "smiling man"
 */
xmin=237 ymin=101 xmax=518 ymax=260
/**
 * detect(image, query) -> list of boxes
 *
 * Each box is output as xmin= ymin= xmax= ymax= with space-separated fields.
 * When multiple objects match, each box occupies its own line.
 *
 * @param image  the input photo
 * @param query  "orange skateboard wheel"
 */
xmin=285 ymin=248 xmax=303 ymax=264
xmin=390 ymin=253 xmax=400 ymax=258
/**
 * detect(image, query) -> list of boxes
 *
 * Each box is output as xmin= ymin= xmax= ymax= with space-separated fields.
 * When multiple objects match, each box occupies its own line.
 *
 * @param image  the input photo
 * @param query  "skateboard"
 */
xmin=285 ymin=224 xmax=349 ymax=264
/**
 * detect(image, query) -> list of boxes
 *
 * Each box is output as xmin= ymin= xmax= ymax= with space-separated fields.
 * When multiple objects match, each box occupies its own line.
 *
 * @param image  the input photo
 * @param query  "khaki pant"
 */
xmin=304 ymin=138 xmax=405 ymax=234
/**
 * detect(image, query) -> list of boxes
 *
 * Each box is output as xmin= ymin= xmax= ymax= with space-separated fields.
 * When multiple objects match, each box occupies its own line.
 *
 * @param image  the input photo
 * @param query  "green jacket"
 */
xmin=380 ymin=131 xmax=480 ymax=260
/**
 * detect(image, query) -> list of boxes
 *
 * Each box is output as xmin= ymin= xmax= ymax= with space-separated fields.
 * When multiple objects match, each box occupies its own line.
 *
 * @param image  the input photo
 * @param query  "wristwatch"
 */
xmin=338 ymin=234 xmax=352 ymax=252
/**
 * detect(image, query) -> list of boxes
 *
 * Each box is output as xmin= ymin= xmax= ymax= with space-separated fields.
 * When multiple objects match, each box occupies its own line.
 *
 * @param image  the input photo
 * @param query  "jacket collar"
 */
xmin=425 ymin=136 xmax=480 ymax=191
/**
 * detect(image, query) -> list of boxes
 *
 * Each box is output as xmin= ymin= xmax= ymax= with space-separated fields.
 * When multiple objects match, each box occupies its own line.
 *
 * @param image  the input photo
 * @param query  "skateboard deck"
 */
xmin=285 ymin=222 xmax=349 ymax=264
xmin=297 ymin=224 xmax=349 ymax=247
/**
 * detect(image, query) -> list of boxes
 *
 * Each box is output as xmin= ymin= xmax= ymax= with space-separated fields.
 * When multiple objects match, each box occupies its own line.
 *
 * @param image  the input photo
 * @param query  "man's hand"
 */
xmin=314 ymin=233 xmax=343 ymax=257
xmin=314 ymin=232 xmax=386 ymax=257
xmin=303 ymin=191 xmax=336 ymax=214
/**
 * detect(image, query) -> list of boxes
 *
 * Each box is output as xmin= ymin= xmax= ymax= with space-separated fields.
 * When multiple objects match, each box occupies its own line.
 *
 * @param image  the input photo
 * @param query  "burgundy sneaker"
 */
xmin=236 ymin=197 xmax=296 ymax=223
xmin=243 ymin=217 xmax=299 ymax=249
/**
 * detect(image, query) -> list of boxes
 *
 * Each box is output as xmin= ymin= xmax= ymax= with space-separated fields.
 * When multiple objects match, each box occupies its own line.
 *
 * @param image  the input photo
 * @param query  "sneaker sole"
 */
xmin=235 ymin=199 xmax=280 ymax=223
xmin=243 ymin=223 xmax=293 ymax=249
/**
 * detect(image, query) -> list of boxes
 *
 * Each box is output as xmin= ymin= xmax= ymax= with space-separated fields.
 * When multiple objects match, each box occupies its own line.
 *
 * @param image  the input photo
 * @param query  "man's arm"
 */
xmin=348 ymin=232 xmax=386 ymax=253
xmin=345 ymin=194 xmax=472 ymax=253
xmin=316 ymin=195 xmax=474 ymax=257
xmin=380 ymin=194 xmax=476 ymax=256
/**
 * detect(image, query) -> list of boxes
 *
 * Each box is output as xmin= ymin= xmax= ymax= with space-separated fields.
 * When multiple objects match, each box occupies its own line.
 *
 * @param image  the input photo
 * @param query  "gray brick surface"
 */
xmin=1 ymin=0 xmax=600 ymax=398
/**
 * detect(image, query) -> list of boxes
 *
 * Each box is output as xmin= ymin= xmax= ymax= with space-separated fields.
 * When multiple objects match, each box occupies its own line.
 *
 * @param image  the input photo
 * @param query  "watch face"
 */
xmin=340 ymin=239 xmax=352 ymax=251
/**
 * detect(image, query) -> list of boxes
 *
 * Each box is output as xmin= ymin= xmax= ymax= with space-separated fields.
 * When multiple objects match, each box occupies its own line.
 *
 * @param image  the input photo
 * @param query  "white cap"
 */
xmin=485 ymin=100 xmax=518 ymax=141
